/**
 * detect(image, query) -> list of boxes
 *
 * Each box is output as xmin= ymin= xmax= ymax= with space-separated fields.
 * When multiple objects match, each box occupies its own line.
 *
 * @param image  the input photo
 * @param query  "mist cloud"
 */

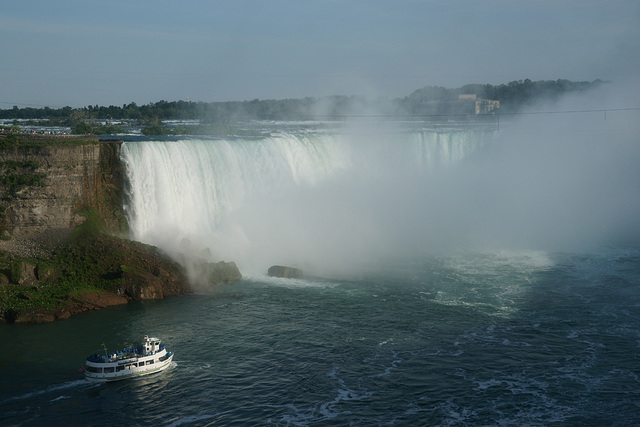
xmin=460 ymin=82 xmax=640 ymax=251
xmin=231 ymin=82 xmax=640 ymax=275
xmin=123 ymin=82 xmax=639 ymax=278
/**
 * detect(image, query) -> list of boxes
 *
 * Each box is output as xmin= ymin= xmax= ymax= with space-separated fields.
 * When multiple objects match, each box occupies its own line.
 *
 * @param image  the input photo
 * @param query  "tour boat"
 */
xmin=84 ymin=335 xmax=173 ymax=382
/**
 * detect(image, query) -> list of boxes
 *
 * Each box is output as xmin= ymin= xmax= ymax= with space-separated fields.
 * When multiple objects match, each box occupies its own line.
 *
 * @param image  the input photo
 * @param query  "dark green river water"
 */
xmin=2 ymin=249 xmax=639 ymax=426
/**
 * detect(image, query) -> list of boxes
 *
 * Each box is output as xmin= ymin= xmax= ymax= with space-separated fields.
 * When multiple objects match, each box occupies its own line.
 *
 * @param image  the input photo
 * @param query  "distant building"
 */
xmin=459 ymin=94 xmax=500 ymax=114
xmin=474 ymin=99 xmax=500 ymax=114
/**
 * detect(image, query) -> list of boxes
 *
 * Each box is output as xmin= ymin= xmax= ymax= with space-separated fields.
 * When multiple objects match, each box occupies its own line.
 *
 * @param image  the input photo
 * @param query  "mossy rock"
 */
xmin=36 ymin=262 xmax=57 ymax=282
xmin=193 ymin=261 xmax=242 ymax=286
xmin=267 ymin=265 xmax=304 ymax=279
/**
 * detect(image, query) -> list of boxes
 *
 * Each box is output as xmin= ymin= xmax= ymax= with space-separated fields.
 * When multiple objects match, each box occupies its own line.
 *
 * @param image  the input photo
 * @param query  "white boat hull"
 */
xmin=85 ymin=354 xmax=173 ymax=383
xmin=84 ymin=336 xmax=174 ymax=383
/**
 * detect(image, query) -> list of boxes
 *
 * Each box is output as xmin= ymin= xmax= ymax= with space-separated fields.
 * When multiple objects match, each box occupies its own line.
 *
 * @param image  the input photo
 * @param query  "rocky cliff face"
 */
xmin=0 ymin=136 xmax=193 ymax=323
xmin=0 ymin=136 xmax=125 ymax=241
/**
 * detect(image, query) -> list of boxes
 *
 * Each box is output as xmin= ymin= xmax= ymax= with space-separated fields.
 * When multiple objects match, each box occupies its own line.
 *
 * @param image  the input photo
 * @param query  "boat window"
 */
xmin=139 ymin=362 xmax=145 ymax=367
xmin=86 ymin=366 xmax=101 ymax=373
xmin=104 ymin=367 xmax=114 ymax=373
xmin=116 ymin=366 xmax=124 ymax=372
xmin=146 ymin=360 xmax=154 ymax=365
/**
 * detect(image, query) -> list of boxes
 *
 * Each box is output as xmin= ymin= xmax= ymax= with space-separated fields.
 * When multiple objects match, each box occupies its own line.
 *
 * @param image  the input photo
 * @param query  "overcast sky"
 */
xmin=1 ymin=0 xmax=639 ymax=108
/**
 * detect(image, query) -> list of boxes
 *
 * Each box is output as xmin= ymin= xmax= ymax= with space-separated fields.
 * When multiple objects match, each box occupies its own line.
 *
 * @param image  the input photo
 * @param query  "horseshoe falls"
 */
xmin=120 ymin=127 xmax=492 ymax=276
xmin=2 ymin=117 xmax=639 ymax=426
xmin=121 ymin=116 xmax=640 ymax=276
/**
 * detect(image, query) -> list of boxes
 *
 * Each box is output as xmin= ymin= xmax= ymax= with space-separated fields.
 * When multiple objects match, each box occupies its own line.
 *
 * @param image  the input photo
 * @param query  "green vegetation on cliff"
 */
xmin=0 ymin=173 xmax=46 ymax=193
xmin=0 ymin=159 xmax=46 ymax=195
xmin=0 ymin=209 xmax=190 ymax=323
xmin=0 ymin=133 xmax=99 ymax=147
xmin=0 ymin=155 xmax=47 ymax=214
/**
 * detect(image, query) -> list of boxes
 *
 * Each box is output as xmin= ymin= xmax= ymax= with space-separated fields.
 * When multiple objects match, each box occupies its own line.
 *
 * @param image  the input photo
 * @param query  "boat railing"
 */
xmin=86 ymin=354 xmax=103 ymax=363
xmin=86 ymin=348 xmax=141 ymax=363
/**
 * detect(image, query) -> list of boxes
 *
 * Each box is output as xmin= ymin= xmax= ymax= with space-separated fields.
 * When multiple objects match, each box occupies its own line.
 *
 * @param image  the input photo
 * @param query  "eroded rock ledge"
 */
xmin=0 ymin=232 xmax=192 ymax=323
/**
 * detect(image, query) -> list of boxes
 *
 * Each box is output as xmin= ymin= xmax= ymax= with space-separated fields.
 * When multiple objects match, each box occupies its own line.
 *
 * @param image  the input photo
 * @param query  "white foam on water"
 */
xmin=2 ymin=379 xmax=96 ymax=404
xmin=242 ymin=273 xmax=340 ymax=289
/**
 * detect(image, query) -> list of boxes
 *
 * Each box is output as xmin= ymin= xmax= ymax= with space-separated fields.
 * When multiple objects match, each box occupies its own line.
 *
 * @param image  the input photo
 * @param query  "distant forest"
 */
xmin=1 ymin=79 xmax=604 ymax=125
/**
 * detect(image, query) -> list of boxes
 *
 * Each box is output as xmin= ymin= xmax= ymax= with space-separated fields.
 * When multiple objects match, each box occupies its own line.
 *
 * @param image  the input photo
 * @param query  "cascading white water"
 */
xmin=121 ymin=128 xmax=493 ymax=276
xmin=123 ymin=134 xmax=346 ymax=239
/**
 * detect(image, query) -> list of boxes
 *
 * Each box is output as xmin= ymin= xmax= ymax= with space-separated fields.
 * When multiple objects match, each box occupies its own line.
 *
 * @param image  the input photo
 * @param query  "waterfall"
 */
xmin=121 ymin=128 xmax=493 ymax=275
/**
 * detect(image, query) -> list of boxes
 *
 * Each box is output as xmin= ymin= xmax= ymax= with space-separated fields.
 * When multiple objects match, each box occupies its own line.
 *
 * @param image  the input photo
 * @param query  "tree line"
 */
xmin=0 ymin=79 xmax=605 ymax=124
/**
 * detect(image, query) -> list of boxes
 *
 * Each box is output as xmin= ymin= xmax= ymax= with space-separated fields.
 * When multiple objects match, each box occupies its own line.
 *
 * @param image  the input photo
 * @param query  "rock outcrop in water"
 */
xmin=193 ymin=261 xmax=242 ymax=286
xmin=268 ymin=265 xmax=304 ymax=279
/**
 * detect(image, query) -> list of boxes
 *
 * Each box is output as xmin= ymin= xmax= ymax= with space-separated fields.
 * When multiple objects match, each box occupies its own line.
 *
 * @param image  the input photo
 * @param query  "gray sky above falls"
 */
xmin=1 ymin=0 xmax=639 ymax=108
